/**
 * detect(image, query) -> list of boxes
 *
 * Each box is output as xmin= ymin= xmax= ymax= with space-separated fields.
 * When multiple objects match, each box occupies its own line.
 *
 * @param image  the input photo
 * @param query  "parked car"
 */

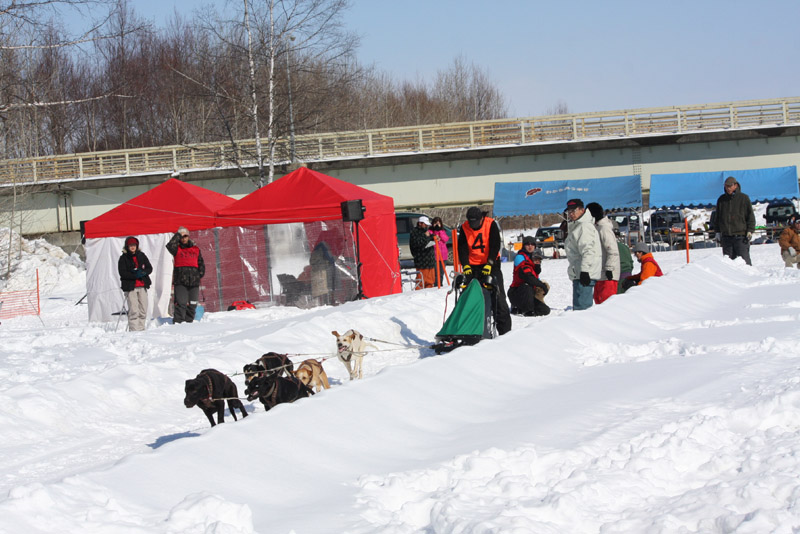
xmin=608 ymin=210 xmax=643 ymax=243
xmin=647 ymin=209 xmax=686 ymax=248
xmin=395 ymin=212 xmax=453 ymax=266
xmin=533 ymin=225 xmax=565 ymax=248
xmin=764 ymin=199 xmax=798 ymax=226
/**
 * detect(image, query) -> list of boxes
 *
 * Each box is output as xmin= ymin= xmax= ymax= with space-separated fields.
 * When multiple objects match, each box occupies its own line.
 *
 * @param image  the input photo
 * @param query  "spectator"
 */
xmin=586 ymin=202 xmax=620 ymax=304
xmin=617 ymin=241 xmax=634 ymax=294
xmin=117 ymin=236 xmax=153 ymax=331
xmin=430 ymin=216 xmax=450 ymax=283
xmin=622 ymin=242 xmax=663 ymax=289
xmin=564 ymin=199 xmax=602 ymax=311
xmin=714 ymin=176 xmax=755 ymax=265
xmin=166 ymin=226 xmax=205 ymax=323
xmin=514 ymin=235 xmax=537 ymax=267
xmin=778 ymin=216 xmax=800 ymax=268
xmin=508 ymin=248 xmax=550 ymax=317
xmin=409 ymin=216 xmax=437 ymax=289
xmin=458 ymin=206 xmax=512 ymax=335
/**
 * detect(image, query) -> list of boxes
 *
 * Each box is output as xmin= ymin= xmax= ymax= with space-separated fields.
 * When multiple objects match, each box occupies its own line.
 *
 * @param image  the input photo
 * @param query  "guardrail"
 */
xmin=1 ymin=96 xmax=799 ymax=185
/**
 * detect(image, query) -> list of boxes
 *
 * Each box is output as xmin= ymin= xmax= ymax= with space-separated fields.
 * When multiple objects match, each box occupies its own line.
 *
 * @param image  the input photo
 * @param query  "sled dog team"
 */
xmin=184 ymin=330 xmax=376 ymax=427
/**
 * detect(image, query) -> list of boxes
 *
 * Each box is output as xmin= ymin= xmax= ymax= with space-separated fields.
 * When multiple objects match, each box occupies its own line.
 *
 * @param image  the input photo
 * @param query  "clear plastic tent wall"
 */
xmin=196 ymin=220 xmax=358 ymax=312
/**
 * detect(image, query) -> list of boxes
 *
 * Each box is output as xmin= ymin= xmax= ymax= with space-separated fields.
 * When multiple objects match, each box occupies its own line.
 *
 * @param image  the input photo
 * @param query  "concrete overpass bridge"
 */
xmin=2 ymin=96 xmax=800 ymax=237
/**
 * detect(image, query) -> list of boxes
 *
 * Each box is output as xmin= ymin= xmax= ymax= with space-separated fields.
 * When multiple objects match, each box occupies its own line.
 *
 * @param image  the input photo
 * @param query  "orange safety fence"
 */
xmin=0 ymin=270 xmax=40 ymax=320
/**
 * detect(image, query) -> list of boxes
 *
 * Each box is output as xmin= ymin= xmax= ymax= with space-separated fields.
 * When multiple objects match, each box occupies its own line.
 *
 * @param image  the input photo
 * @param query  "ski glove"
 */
xmin=135 ymin=268 xmax=146 ymax=279
xmin=605 ymin=270 xmax=613 ymax=281
xmin=482 ymin=264 xmax=492 ymax=276
xmin=790 ymin=247 xmax=797 ymax=256
xmin=463 ymin=265 xmax=472 ymax=276
xmin=579 ymin=271 xmax=591 ymax=286
xmin=746 ymin=232 xmax=752 ymax=241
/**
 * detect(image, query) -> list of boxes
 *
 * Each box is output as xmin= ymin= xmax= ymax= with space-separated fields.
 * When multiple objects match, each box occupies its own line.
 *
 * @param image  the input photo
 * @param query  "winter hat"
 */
xmin=566 ymin=198 xmax=584 ymax=211
xmin=417 ymin=216 xmax=431 ymax=226
xmin=177 ymin=226 xmax=189 ymax=236
xmin=466 ymin=206 xmax=483 ymax=222
xmin=633 ymin=242 xmax=650 ymax=254
xmin=531 ymin=249 xmax=545 ymax=260
xmin=125 ymin=236 xmax=139 ymax=247
xmin=522 ymin=235 xmax=536 ymax=246
xmin=586 ymin=202 xmax=604 ymax=222
xmin=466 ymin=206 xmax=484 ymax=230
xmin=724 ymin=176 xmax=738 ymax=187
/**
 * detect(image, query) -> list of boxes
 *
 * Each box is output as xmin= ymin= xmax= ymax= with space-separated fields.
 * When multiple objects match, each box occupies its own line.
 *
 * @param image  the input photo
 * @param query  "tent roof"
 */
xmin=649 ymin=166 xmax=799 ymax=208
xmin=84 ymin=178 xmax=235 ymax=238
xmin=493 ymin=175 xmax=642 ymax=217
xmin=217 ymin=167 xmax=393 ymax=225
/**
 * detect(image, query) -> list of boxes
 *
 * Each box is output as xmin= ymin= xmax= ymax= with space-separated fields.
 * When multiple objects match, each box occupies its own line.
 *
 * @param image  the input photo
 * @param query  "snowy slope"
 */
xmin=0 ymin=236 xmax=799 ymax=533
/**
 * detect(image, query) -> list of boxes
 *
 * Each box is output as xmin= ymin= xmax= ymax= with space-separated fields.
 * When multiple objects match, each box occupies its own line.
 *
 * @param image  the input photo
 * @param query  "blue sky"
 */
xmin=132 ymin=0 xmax=800 ymax=116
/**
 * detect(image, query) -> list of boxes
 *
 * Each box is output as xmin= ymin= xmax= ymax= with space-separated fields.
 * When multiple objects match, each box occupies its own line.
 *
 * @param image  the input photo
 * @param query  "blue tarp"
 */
xmin=493 ymin=175 xmax=642 ymax=217
xmin=649 ymin=166 xmax=799 ymax=208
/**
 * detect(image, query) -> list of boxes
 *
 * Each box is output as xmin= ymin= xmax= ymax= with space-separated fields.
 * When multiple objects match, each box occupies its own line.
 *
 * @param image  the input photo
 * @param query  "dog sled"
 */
xmin=433 ymin=275 xmax=494 ymax=354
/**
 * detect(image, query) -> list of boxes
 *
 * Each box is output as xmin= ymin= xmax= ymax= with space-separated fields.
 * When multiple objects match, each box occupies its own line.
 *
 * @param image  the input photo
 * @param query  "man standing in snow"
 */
xmin=586 ymin=202 xmax=620 ymax=304
xmin=714 ymin=176 xmax=755 ymax=266
xmin=458 ymin=206 xmax=512 ymax=335
xmin=118 ymin=236 xmax=153 ymax=331
xmin=166 ymin=227 xmax=205 ymax=323
xmin=564 ymin=199 xmax=602 ymax=311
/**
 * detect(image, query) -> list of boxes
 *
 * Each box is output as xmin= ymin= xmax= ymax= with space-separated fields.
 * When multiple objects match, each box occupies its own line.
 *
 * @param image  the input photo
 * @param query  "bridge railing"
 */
xmin=1 ymin=96 xmax=799 ymax=185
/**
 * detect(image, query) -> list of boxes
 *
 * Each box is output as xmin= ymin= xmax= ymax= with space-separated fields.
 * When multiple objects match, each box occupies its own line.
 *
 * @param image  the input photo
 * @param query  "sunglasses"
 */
xmin=180 ymin=234 xmax=190 ymax=238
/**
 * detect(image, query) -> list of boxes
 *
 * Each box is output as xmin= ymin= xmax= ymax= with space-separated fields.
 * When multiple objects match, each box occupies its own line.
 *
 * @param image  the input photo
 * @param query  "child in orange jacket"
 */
xmin=622 ymin=242 xmax=663 ymax=288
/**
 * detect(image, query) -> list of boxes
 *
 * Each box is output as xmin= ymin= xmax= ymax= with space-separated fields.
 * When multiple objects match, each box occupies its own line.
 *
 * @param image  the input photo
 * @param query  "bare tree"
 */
xmin=0 ymin=0 xmax=120 ymax=277
xmin=433 ymin=55 xmax=507 ymax=122
xmin=545 ymin=100 xmax=569 ymax=116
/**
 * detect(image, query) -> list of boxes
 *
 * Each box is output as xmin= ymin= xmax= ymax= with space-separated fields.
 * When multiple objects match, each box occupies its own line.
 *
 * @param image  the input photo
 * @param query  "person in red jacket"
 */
xmin=166 ymin=226 xmax=205 ymax=323
xmin=508 ymin=249 xmax=550 ymax=317
xmin=622 ymin=242 xmax=663 ymax=289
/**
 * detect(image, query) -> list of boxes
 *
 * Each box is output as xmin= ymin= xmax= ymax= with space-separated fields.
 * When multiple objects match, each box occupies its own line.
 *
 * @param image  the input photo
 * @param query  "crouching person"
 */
xmin=508 ymin=249 xmax=550 ymax=317
xmin=779 ymin=216 xmax=800 ymax=268
xmin=621 ymin=242 xmax=663 ymax=289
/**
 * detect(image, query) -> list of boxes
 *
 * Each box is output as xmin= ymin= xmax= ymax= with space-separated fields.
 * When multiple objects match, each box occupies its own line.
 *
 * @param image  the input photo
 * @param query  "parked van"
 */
xmin=608 ymin=211 xmax=643 ymax=243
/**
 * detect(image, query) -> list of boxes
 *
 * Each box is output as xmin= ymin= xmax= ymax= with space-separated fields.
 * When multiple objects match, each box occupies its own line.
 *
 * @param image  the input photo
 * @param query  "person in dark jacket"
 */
xmin=714 ymin=176 xmax=756 ymax=265
xmin=118 ymin=236 xmax=153 ymax=331
xmin=409 ymin=216 xmax=437 ymax=289
xmin=458 ymin=206 xmax=512 ymax=335
xmin=508 ymin=248 xmax=550 ymax=317
xmin=166 ymin=226 xmax=205 ymax=323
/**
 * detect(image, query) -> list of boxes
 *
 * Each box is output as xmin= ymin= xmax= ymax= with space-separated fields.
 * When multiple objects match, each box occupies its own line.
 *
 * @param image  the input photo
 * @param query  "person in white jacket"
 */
xmin=586 ymin=202 xmax=621 ymax=304
xmin=564 ymin=198 xmax=602 ymax=310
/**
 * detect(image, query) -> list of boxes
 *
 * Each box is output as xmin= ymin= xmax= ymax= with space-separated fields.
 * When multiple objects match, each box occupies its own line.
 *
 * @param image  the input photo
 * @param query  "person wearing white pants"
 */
xmin=118 ymin=236 xmax=153 ymax=331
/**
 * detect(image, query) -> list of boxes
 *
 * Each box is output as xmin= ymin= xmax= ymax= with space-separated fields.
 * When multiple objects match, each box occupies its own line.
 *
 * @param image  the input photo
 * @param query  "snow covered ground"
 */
xmin=1 ymin=230 xmax=799 ymax=533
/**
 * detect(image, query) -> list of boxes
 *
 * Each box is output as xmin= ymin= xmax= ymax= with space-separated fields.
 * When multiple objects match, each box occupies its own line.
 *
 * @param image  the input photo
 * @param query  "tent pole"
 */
xmin=354 ymin=220 xmax=365 ymax=300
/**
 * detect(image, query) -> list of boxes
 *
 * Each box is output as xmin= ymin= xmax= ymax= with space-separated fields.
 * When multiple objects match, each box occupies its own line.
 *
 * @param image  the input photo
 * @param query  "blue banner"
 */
xmin=493 ymin=175 xmax=643 ymax=217
xmin=649 ymin=166 xmax=799 ymax=208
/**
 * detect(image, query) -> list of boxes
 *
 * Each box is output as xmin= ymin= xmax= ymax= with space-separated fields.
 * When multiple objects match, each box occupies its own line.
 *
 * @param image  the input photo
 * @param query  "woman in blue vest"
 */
xmin=166 ymin=226 xmax=205 ymax=323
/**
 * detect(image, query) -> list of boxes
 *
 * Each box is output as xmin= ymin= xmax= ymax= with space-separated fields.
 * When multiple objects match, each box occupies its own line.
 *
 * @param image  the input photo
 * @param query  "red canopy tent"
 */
xmin=84 ymin=179 xmax=237 ymax=323
xmin=217 ymin=167 xmax=401 ymax=298
xmin=83 ymin=178 xmax=234 ymax=238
